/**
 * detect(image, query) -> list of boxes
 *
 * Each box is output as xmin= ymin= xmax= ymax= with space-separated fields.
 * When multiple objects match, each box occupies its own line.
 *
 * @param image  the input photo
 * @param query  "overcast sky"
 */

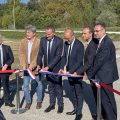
xmin=0 ymin=0 xmax=30 ymax=4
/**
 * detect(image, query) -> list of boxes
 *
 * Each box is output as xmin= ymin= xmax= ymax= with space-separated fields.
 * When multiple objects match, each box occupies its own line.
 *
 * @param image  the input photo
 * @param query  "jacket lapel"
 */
xmin=44 ymin=38 xmax=47 ymax=53
xmin=31 ymin=37 xmax=37 ymax=57
xmin=24 ymin=38 xmax=28 ymax=64
xmin=2 ymin=45 xmax=5 ymax=65
xmin=97 ymin=38 xmax=105 ymax=53
xmin=70 ymin=39 xmax=76 ymax=56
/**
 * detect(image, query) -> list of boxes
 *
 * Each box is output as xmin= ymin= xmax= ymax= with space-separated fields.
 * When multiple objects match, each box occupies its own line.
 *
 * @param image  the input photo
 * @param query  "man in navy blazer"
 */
xmin=75 ymin=26 xmax=98 ymax=120
xmin=37 ymin=25 xmax=64 ymax=113
xmin=60 ymin=28 xmax=84 ymax=120
xmin=0 ymin=35 xmax=14 ymax=107
xmin=88 ymin=23 xmax=119 ymax=120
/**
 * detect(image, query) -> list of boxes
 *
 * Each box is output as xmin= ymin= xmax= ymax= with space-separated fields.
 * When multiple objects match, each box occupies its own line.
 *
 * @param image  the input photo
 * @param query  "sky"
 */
xmin=0 ymin=0 xmax=30 ymax=4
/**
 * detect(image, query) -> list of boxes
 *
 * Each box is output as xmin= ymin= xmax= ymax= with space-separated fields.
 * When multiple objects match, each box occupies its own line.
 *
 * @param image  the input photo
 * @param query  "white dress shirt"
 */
xmin=0 ymin=44 xmax=3 ymax=67
xmin=28 ymin=40 xmax=33 ymax=64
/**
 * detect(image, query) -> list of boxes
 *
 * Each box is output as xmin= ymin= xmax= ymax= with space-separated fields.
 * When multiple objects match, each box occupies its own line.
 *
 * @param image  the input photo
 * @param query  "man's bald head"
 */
xmin=64 ymin=28 xmax=75 ymax=43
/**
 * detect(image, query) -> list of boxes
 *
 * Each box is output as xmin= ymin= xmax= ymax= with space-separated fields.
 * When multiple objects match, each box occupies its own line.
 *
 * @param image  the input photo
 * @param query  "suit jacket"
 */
xmin=88 ymin=35 xmax=119 ymax=84
xmin=0 ymin=44 xmax=14 ymax=76
xmin=37 ymin=35 xmax=63 ymax=72
xmin=61 ymin=39 xmax=84 ymax=74
xmin=76 ymin=39 xmax=98 ymax=74
xmin=19 ymin=37 xmax=40 ymax=69
xmin=1 ymin=44 xmax=14 ymax=70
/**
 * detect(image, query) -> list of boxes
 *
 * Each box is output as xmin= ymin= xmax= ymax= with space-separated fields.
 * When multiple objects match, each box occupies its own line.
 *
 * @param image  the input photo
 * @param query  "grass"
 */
xmin=0 ymin=30 xmax=120 ymax=41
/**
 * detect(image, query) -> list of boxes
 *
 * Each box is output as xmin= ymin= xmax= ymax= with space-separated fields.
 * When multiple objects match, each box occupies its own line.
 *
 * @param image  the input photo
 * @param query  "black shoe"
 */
xmin=66 ymin=109 xmax=76 ymax=115
xmin=44 ymin=105 xmax=55 ymax=112
xmin=74 ymin=114 xmax=82 ymax=120
xmin=92 ymin=114 xmax=97 ymax=120
xmin=5 ymin=103 xmax=15 ymax=107
xmin=57 ymin=106 xmax=63 ymax=113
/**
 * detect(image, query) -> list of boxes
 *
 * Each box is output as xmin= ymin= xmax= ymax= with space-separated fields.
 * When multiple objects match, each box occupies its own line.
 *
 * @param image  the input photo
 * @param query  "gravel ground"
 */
xmin=1 ymin=58 xmax=120 ymax=120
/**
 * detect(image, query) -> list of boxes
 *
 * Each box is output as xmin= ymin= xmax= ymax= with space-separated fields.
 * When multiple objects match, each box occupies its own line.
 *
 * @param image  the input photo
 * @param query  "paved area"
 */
xmin=1 ymin=59 xmax=120 ymax=120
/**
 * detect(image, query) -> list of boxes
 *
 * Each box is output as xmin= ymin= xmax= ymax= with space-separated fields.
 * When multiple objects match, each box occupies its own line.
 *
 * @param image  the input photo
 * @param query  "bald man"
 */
xmin=60 ymin=28 xmax=84 ymax=120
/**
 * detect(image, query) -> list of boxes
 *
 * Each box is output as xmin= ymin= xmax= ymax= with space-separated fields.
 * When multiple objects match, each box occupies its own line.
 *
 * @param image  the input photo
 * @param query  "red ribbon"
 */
xmin=0 ymin=70 xmax=14 ymax=73
xmin=0 ymin=70 xmax=120 ymax=95
xmin=101 ymin=82 xmax=120 ymax=95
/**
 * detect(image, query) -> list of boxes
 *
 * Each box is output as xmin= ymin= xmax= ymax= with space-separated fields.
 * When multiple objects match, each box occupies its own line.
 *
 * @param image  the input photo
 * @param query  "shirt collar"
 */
xmin=0 ymin=44 xmax=2 ymax=48
xmin=99 ymin=34 xmax=106 ymax=44
xmin=87 ymin=39 xmax=92 ymax=45
xmin=47 ymin=37 xmax=54 ymax=42
xmin=28 ymin=37 xmax=35 ymax=43
xmin=71 ymin=37 xmax=75 ymax=46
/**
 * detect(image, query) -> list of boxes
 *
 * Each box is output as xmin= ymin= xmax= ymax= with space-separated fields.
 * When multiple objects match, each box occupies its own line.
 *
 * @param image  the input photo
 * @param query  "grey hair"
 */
xmin=25 ymin=25 xmax=36 ymax=33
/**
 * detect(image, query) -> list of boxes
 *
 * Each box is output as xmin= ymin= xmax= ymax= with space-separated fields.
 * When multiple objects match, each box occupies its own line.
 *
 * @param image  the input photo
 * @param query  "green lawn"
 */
xmin=0 ymin=30 xmax=120 ymax=41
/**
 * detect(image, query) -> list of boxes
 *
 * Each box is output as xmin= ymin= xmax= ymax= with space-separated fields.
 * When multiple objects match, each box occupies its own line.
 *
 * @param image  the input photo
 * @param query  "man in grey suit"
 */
xmin=37 ymin=25 xmax=64 ymax=113
xmin=88 ymin=23 xmax=119 ymax=120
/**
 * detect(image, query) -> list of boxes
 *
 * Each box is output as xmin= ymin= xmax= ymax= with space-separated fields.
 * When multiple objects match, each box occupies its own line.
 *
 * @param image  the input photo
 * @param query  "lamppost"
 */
xmin=13 ymin=0 xmax=16 ymax=29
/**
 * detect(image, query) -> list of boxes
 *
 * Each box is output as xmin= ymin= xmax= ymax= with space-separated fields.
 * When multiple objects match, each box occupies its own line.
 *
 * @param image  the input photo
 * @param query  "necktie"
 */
xmin=48 ymin=40 xmax=51 ymax=65
xmin=67 ymin=44 xmax=71 ymax=70
xmin=0 ymin=50 xmax=2 ymax=68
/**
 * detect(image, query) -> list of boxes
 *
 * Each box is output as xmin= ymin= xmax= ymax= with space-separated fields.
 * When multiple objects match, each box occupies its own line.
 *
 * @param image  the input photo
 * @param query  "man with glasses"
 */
xmin=88 ymin=23 xmax=118 ymax=120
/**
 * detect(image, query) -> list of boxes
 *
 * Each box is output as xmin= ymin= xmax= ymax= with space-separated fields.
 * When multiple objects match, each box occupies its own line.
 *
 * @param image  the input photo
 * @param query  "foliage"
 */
xmin=0 ymin=0 xmax=120 ymax=29
xmin=96 ymin=10 xmax=118 ymax=27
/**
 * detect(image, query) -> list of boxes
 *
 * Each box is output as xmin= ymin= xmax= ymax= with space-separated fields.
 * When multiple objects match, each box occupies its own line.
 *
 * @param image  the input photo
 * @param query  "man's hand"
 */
xmin=83 ymin=73 xmax=88 ymax=80
xmin=65 ymin=71 xmax=70 ymax=74
xmin=36 ymin=65 xmax=41 ymax=71
xmin=58 ymin=69 xmax=69 ymax=74
xmin=58 ymin=69 xmax=64 ymax=74
xmin=22 ymin=66 xmax=26 ymax=70
xmin=73 ymin=72 xmax=77 ymax=75
xmin=28 ymin=66 xmax=32 ymax=70
xmin=42 ymin=66 xmax=49 ymax=71
xmin=2 ymin=64 xmax=8 ymax=71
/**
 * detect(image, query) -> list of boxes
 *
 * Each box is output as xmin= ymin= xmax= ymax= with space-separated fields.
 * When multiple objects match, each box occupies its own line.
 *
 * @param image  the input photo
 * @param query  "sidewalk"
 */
xmin=1 ymin=59 xmax=120 ymax=120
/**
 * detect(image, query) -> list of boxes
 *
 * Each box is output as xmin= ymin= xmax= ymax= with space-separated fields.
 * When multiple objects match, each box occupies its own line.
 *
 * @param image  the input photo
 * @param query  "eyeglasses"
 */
xmin=94 ymin=29 xmax=103 ymax=33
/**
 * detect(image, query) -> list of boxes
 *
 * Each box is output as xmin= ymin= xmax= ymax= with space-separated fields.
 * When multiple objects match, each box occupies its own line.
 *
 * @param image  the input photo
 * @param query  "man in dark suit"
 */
xmin=37 ymin=25 xmax=64 ymax=113
xmin=75 ymin=26 xmax=98 ymax=120
xmin=0 ymin=35 xmax=15 ymax=107
xmin=60 ymin=28 xmax=84 ymax=120
xmin=88 ymin=23 xmax=119 ymax=120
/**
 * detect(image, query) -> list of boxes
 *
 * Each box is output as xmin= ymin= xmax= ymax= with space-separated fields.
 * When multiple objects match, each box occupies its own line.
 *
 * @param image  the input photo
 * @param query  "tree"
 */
xmin=96 ymin=10 xmax=118 ymax=26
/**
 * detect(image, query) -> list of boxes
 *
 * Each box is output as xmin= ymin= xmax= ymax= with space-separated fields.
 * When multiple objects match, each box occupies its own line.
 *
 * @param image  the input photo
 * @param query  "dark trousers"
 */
xmin=90 ymin=81 xmax=97 ymax=104
xmin=101 ymin=83 xmax=117 ymax=120
xmin=82 ymin=81 xmax=97 ymax=116
xmin=91 ymin=80 xmax=103 ymax=116
xmin=68 ymin=78 xmax=84 ymax=115
xmin=0 ymin=75 xmax=11 ymax=103
xmin=0 ymin=110 xmax=6 ymax=120
xmin=47 ymin=75 xmax=63 ymax=107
